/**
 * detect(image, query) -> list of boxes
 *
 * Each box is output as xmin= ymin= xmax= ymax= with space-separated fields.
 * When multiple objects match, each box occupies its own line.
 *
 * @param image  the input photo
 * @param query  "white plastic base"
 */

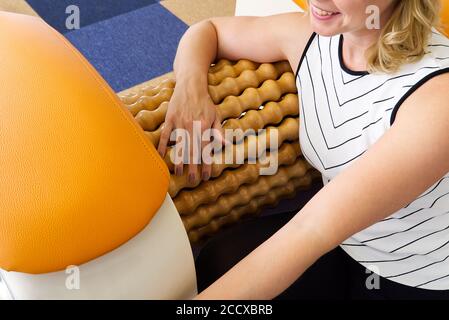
xmin=0 ymin=276 xmax=12 ymax=300
xmin=0 ymin=194 xmax=197 ymax=300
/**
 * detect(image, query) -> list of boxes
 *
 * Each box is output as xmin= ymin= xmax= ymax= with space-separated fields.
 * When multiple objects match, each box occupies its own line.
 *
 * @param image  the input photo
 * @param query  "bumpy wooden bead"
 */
xmin=119 ymin=78 xmax=176 ymax=105
xmin=135 ymin=102 xmax=168 ymax=132
xmin=182 ymin=159 xmax=311 ymax=231
xmin=127 ymin=87 xmax=173 ymax=116
xmin=168 ymin=117 xmax=300 ymax=197
xmin=208 ymin=61 xmax=293 ymax=103
xmin=187 ymin=172 xmax=315 ymax=243
xmin=208 ymin=59 xmax=260 ymax=85
xmin=174 ymin=141 xmax=301 ymax=215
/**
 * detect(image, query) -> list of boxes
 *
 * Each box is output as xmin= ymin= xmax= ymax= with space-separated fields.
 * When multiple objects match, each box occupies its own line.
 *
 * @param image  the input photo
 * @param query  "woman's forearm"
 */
xmin=195 ymin=216 xmax=328 ymax=300
xmin=173 ymin=20 xmax=218 ymax=92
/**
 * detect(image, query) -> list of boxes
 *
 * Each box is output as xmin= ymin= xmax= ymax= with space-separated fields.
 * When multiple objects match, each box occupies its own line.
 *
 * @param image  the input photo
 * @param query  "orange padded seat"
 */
xmin=0 ymin=12 xmax=169 ymax=274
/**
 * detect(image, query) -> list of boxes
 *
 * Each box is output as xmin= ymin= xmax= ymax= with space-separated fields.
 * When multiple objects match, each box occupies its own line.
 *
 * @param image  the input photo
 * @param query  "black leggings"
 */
xmin=195 ymin=210 xmax=449 ymax=300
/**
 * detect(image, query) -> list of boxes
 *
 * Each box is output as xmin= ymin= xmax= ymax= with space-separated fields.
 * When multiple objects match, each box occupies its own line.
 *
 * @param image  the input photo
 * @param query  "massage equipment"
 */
xmin=0 ymin=12 xmax=196 ymax=299
xmin=168 ymin=117 xmax=302 ymax=197
xmin=120 ymin=60 xmax=321 ymax=243
xmin=188 ymin=171 xmax=320 ymax=243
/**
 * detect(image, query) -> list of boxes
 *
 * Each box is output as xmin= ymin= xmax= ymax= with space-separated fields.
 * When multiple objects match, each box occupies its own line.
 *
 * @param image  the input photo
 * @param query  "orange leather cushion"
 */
xmin=442 ymin=1 xmax=449 ymax=36
xmin=293 ymin=0 xmax=449 ymax=37
xmin=292 ymin=0 xmax=307 ymax=10
xmin=0 ymin=12 xmax=169 ymax=274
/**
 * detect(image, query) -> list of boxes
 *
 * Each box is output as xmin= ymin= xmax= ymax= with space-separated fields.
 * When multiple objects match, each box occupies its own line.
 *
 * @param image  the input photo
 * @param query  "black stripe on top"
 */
xmin=327 ymin=35 xmax=442 ymax=108
xmin=385 ymin=253 xmax=449 ymax=279
xmin=295 ymin=32 xmax=317 ymax=79
xmin=390 ymin=67 xmax=449 ymax=125
xmin=338 ymin=34 xmax=369 ymax=76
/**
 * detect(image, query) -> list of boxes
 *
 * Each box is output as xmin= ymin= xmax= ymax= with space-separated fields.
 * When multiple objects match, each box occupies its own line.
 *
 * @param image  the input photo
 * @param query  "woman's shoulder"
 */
xmin=270 ymin=12 xmax=314 ymax=74
xmin=392 ymin=67 xmax=449 ymax=131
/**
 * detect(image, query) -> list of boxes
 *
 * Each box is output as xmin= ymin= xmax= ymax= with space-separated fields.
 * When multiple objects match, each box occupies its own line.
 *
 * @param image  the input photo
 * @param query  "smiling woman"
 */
xmin=160 ymin=0 xmax=449 ymax=299
xmin=294 ymin=0 xmax=449 ymax=35
xmin=295 ymin=1 xmax=443 ymax=73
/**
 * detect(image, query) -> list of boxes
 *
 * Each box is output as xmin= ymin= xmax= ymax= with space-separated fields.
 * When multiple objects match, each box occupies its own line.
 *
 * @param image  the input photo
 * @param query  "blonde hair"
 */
xmin=367 ymin=0 xmax=442 ymax=73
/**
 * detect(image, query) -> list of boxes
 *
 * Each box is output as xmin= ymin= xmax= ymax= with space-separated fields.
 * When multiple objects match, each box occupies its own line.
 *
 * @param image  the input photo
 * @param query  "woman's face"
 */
xmin=308 ymin=0 xmax=397 ymax=36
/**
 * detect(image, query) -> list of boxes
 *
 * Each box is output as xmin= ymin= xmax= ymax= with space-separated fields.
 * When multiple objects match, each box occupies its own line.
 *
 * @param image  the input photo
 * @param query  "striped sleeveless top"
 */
xmin=296 ymin=30 xmax=449 ymax=290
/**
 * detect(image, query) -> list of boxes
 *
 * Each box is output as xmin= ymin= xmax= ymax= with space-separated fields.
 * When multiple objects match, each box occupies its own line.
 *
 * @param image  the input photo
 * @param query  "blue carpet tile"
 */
xmin=26 ymin=0 xmax=159 ymax=34
xmin=65 ymin=3 xmax=188 ymax=92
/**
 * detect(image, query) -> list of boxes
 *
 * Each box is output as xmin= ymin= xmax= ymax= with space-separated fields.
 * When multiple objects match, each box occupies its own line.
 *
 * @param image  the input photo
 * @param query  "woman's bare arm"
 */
xmin=196 ymin=74 xmax=449 ymax=299
xmin=172 ymin=13 xmax=312 ymax=92
xmin=158 ymin=13 xmax=312 ymax=182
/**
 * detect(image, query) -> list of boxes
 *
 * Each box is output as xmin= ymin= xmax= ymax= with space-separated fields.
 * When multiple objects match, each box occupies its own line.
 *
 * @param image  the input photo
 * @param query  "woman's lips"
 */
xmin=311 ymin=4 xmax=341 ymax=21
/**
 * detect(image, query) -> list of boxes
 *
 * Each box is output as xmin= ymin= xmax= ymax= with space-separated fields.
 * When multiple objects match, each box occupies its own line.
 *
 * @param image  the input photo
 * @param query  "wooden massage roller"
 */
xmin=208 ymin=59 xmax=260 ymax=85
xmin=122 ymin=60 xmax=293 ymax=117
xmin=145 ymin=113 xmax=299 ymax=177
xmin=135 ymin=92 xmax=299 ymax=143
xmin=131 ymin=71 xmax=298 ymax=147
xmin=119 ymin=59 xmax=321 ymax=242
xmin=174 ymin=141 xmax=302 ymax=215
xmin=188 ymin=171 xmax=317 ymax=243
xmin=207 ymin=61 xmax=292 ymax=103
xmin=182 ymin=159 xmax=311 ymax=231
xmin=168 ymin=117 xmax=300 ymax=197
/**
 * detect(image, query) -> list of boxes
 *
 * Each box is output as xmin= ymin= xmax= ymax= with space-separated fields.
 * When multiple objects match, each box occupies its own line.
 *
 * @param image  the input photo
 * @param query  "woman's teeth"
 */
xmin=313 ymin=7 xmax=338 ymax=16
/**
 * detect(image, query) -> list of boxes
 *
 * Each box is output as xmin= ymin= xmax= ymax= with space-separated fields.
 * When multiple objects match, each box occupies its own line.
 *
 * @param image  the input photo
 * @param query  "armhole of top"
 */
xmin=295 ymin=32 xmax=317 ymax=79
xmin=390 ymin=67 xmax=449 ymax=126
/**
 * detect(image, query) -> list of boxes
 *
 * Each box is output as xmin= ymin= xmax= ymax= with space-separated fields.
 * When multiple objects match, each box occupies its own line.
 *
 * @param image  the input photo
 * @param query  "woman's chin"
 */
xmin=309 ymin=14 xmax=344 ymax=37
xmin=311 ymin=25 xmax=341 ymax=37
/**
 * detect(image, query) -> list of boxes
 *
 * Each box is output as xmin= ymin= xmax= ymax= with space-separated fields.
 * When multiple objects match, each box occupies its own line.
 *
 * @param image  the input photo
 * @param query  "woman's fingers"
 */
xmin=171 ymin=132 xmax=186 ymax=176
xmin=157 ymin=120 xmax=173 ymax=158
xmin=201 ymin=142 xmax=212 ymax=181
xmin=212 ymin=117 xmax=229 ymax=147
xmin=201 ymin=124 xmax=213 ymax=181
xmin=174 ymin=121 xmax=188 ymax=176
xmin=158 ymin=102 xmax=226 ymax=182
xmin=187 ymin=120 xmax=201 ymax=184
xmin=201 ymin=118 xmax=227 ymax=181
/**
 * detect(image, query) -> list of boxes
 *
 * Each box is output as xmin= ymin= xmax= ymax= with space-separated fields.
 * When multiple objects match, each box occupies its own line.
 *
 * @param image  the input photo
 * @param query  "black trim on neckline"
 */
xmin=390 ymin=67 xmax=449 ymax=126
xmin=338 ymin=34 xmax=370 ymax=76
xmin=295 ymin=32 xmax=317 ymax=78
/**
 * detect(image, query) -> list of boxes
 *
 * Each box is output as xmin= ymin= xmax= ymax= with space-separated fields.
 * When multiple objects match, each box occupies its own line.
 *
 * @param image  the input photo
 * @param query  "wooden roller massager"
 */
xmin=119 ymin=59 xmax=321 ymax=243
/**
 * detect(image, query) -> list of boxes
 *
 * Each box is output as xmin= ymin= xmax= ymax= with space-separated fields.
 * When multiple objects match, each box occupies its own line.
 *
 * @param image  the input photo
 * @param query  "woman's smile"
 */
xmin=310 ymin=3 xmax=341 ymax=21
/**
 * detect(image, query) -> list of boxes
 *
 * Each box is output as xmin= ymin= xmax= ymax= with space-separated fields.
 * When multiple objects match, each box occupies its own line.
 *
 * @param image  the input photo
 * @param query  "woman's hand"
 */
xmin=157 ymin=78 xmax=225 ymax=184
xmin=156 ymin=12 xmax=310 ymax=185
